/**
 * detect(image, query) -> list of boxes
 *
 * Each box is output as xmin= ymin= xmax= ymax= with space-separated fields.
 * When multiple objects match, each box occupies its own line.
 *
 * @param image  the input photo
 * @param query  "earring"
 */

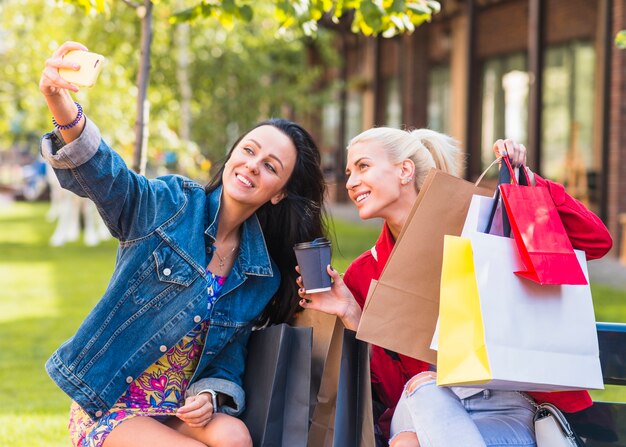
xmin=402 ymin=177 xmax=413 ymax=185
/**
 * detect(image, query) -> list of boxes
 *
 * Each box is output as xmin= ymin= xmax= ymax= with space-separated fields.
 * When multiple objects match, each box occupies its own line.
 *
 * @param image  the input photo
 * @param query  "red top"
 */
xmin=343 ymin=175 xmax=613 ymax=438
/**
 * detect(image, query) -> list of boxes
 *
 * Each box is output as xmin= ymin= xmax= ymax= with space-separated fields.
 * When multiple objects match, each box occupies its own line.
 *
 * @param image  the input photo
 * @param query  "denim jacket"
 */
xmin=41 ymin=119 xmax=280 ymax=420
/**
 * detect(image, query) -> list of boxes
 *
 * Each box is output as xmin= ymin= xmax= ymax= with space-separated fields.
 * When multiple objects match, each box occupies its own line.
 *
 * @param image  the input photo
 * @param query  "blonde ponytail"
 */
xmin=409 ymin=128 xmax=460 ymax=177
xmin=347 ymin=127 xmax=462 ymax=190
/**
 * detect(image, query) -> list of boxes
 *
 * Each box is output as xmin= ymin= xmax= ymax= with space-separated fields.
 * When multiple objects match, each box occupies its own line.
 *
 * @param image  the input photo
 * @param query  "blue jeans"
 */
xmin=390 ymin=382 xmax=536 ymax=447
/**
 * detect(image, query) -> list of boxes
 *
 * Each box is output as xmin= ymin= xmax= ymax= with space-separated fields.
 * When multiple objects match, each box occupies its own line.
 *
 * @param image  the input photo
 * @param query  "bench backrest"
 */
xmin=570 ymin=322 xmax=626 ymax=446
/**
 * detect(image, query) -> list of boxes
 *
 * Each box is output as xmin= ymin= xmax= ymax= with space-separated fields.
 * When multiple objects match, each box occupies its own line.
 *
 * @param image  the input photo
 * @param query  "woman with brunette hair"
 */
xmin=40 ymin=41 xmax=327 ymax=447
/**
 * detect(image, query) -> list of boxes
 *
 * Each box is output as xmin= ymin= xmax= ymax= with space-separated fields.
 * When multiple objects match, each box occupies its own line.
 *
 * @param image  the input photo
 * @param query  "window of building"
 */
xmin=478 ymin=42 xmax=597 ymax=202
xmin=427 ymin=65 xmax=451 ymax=134
xmin=480 ymin=53 xmax=528 ymax=174
xmin=345 ymin=90 xmax=363 ymax=147
xmin=542 ymin=41 xmax=596 ymax=205
xmin=321 ymin=100 xmax=341 ymax=174
xmin=383 ymin=76 xmax=402 ymax=127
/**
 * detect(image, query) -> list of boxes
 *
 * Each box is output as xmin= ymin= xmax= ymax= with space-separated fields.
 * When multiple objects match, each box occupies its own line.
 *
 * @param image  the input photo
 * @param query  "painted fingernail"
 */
xmin=329 ymin=265 xmax=335 ymax=271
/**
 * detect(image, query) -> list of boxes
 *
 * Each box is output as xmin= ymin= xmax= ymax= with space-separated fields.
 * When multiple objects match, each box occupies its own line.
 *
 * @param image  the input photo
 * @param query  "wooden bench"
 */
xmin=569 ymin=322 xmax=626 ymax=446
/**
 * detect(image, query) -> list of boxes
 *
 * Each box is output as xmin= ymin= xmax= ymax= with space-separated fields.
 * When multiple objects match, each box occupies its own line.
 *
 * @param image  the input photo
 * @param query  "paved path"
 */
xmin=327 ymin=201 xmax=626 ymax=291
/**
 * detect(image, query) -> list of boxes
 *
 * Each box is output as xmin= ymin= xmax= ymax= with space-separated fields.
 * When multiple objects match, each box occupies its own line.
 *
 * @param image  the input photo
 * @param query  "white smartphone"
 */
xmin=59 ymin=50 xmax=105 ymax=87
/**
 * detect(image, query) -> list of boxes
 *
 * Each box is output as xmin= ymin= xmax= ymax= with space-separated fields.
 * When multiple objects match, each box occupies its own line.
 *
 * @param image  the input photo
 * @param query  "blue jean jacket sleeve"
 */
xmin=40 ymin=118 xmax=188 ymax=241
xmin=185 ymin=323 xmax=254 ymax=416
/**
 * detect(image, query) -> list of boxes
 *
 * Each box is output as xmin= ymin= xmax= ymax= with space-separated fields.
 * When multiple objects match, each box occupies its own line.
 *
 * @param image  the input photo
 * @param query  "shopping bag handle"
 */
xmin=474 ymin=156 xmax=530 ymax=187
xmin=484 ymin=156 xmax=530 ymax=236
xmin=501 ymin=155 xmax=531 ymax=187
xmin=474 ymin=157 xmax=501 ymax=187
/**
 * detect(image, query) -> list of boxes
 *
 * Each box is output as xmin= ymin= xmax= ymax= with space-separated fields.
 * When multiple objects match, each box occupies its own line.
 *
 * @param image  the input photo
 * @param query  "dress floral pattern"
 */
xmin=68 ymin=271 xmax=226 ymax=447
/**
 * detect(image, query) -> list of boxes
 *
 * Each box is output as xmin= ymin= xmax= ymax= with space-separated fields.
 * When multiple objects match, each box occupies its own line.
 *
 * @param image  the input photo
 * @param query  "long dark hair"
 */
xmin=206 ymin=118 xmax=328 ymax=324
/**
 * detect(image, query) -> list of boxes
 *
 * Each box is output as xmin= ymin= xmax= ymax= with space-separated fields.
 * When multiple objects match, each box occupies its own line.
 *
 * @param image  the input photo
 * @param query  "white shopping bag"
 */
xmin=436 ymin=194 xmax=603 ymax=392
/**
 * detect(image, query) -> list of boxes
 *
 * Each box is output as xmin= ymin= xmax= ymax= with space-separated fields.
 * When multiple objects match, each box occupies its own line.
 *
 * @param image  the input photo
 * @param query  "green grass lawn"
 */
xmin=0 ymin=201 xmax=624 ymax=446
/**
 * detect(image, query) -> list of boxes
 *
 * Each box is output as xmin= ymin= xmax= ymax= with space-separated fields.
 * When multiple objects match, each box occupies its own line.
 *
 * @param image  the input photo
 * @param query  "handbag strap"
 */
xmin=517 ymin=392 xmax=578 ymax=441
xmin=517 ymin=391 xmax=540 ymax=409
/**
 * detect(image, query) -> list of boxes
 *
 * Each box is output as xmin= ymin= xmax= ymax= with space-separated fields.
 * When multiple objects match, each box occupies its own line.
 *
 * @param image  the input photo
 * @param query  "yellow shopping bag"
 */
xmin=437 ymin=234 xmax=491 ymax=386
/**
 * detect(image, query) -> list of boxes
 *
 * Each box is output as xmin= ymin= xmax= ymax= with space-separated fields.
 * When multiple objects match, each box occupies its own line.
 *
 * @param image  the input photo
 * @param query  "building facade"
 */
xmin=315 ymin=0 xmax=626 ymax=259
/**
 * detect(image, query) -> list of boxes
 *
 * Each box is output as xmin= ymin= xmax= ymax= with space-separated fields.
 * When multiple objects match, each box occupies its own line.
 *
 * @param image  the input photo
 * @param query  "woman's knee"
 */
xmin=390 ymin=431 xmax=421 ymax=447
xmin=204 ymin=415 xmax=252 ymax=447
xmin=404 ymin=371 xmax=437 ymax=396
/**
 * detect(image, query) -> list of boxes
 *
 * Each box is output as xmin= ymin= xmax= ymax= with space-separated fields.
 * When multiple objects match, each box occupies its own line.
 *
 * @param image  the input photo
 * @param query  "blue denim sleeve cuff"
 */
xmin=40 ymin=117 xmax=101 ymax=169
xmin=186 ymin=378 xmax=245 ymax=416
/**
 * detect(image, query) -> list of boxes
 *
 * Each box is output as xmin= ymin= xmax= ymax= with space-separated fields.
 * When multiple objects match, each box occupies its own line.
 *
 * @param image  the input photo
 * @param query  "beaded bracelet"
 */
xmin=52 ymin=102 xmax=83 ymax=130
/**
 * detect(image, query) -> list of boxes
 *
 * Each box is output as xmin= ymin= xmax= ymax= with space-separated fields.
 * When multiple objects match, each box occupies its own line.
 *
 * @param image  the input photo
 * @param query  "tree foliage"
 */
xmin=0 ymin=1 xmax=138 ymax=155
xmin=0 ymin=0 xmax=338 ymax=178
xmin=0 ymin=0 xmax=440 ymax=179
xmin=172 ymin=0 xmax=440 ymax=37
xmin=70 ymin=0 xmax=441 ymax=37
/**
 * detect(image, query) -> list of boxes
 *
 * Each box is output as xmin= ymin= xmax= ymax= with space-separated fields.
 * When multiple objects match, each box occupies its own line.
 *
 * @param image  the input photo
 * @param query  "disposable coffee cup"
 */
xmin=294 ymin=237 xmax=332 ymax=293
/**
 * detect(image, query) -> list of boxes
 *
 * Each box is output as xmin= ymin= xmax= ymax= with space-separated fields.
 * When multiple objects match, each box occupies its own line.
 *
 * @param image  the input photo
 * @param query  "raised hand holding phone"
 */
xmin=39 ymin=42 xmax=95 ymax=142
xmin=59 ymin=50 xmax=105 ymax=87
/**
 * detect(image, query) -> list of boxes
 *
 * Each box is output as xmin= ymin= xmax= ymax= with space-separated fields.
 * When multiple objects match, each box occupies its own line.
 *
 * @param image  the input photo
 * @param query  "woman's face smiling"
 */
xmin=345 ymin=141 xmax=406 ymax=221
xmin=223 ymin=125 xmax=297 ymax=210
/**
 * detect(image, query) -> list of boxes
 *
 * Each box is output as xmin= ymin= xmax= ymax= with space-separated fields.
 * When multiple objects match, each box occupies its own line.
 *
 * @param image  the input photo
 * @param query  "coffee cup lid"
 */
xmin=294 ymin=237 xmax=331 ymax=249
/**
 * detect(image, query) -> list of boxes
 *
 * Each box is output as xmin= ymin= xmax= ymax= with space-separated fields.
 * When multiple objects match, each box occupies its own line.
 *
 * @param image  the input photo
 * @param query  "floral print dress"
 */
xmin=68 ymin=271 xmax=226 ymax=447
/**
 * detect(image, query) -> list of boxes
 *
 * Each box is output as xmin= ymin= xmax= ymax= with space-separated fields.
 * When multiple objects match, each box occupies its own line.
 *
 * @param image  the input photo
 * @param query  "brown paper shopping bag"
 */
xmin=291 ymin=309 xmax=339 ymax=421
xmin=307 ymin=316 xmax=345 ymax=446
xmin=356 ymin=168 xmax=493 ymax=364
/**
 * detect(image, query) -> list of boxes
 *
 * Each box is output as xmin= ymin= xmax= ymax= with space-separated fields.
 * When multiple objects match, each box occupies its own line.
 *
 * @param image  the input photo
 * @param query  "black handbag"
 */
xmin=240 ymin=324 xmax=312 ymax=447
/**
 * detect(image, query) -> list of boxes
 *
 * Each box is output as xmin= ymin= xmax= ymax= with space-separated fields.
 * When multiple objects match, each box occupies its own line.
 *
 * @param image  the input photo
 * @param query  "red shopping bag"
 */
xmin=499 ymin=157 xmax=588 ymax=285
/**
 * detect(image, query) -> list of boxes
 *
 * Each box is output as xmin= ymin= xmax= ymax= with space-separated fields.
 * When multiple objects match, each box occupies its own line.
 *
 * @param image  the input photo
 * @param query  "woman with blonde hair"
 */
xmin=298 ymin=126 xmax=611 ymax=446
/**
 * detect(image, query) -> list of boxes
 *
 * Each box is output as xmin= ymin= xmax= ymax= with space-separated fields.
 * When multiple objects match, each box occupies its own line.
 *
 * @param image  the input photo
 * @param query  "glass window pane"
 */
xmin=428 ymin=65 xmax=451 ymax=134
xmin=480 ymin=53 xmax=528 ymax=175
xmin=346 ymin=91 xmax=363 ymax=146
xmin=541 ymin=41 xmax=595 ymax=205
xmin=542 ymin=47 xmax=571 ymax=180
xmin=384 ymin=76 xmax=402 ymax=127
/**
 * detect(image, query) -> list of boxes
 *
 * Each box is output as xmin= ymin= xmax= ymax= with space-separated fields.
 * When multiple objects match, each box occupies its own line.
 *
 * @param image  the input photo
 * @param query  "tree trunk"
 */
xmin=132 ymin=0 xmax=154 ymax=174
xmin=176 ymin=21 xmax=192 ymax=142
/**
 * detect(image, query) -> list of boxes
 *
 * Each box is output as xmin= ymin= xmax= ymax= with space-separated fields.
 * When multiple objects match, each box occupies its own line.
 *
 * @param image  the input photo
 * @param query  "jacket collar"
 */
xmin=204 ymin=186 xmax=274 ymax=277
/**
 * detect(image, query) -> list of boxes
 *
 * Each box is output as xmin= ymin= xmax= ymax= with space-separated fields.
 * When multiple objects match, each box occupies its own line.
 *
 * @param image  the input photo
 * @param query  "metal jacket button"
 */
xmin=163 ymin=268 xmax=172 ymax=276
xmin=159 ymin=345 xmax=167 ymax=352
xmin=194 ymin=315 xmax=202 ymax=323
xmin=126 ymin=376 xmax=133 ymax=383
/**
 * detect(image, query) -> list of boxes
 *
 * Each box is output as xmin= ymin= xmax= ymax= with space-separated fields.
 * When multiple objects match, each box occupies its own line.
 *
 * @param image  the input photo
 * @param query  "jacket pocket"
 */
xmin=125 ymin=242 xmax=198 ymax=307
